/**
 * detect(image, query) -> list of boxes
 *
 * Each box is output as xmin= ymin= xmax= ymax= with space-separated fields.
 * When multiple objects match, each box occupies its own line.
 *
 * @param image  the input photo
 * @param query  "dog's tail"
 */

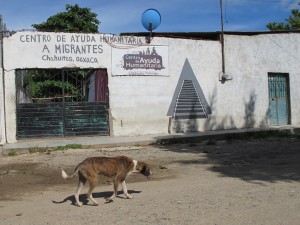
xmin=61 ymin=166 xmax=80 ymax=180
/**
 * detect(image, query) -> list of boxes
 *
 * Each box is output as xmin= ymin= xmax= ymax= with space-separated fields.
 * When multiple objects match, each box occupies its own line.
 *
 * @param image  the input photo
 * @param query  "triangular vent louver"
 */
xmin=167 ymin=59 xmax=212 ymax=118
xmin=173 ymin=80 xmax=207 ymax=119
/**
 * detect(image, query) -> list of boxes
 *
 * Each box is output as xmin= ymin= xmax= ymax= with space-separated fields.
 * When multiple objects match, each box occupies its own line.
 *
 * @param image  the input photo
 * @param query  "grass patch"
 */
xmin=66 ymin=144 xmax=82 ymax=149
xmin=29 ymin=146 xmax=48 ymax=154
xmin=28 ymin=143 xmax=83 ymax=154
xmin=51 ymin=146 xmax=67 ymax=151
xmin=8 ymin=150 xmax=17 ymax=156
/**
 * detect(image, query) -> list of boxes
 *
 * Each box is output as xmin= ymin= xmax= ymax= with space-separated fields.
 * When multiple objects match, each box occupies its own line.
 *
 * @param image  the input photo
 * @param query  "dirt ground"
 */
xmin=0 ymin=137 xmax=299 ymax=225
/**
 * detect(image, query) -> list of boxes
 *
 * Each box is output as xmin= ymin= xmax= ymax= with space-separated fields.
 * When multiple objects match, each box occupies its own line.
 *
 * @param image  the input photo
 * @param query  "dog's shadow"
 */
xmin=52 ymin=190 xmax=141 ymax=206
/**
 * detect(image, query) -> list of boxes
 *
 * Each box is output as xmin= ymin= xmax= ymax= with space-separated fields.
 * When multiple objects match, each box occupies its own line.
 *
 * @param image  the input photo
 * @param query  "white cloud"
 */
xmin=280 ymin=0 xmax=300 ymax=9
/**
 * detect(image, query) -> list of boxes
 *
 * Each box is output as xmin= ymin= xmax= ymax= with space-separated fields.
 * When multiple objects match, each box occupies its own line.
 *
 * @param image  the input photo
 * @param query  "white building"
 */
xmin=1 ymin=31 xmax=299 ymax=143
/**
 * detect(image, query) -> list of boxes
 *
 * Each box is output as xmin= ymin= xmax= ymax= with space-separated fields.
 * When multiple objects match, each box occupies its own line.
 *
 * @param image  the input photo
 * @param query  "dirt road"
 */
xmin=0 ymin=138 xmax=299 ymax=225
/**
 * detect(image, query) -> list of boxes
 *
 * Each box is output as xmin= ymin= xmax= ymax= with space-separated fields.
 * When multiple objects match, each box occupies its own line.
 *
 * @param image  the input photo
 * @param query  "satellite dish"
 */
xmin=141 ymin=9 xmax=161 ymax=31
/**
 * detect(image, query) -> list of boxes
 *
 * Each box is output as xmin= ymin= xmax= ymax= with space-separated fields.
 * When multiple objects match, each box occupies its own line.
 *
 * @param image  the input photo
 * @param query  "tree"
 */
xmin=267 ymin=2 xmax=300 ymax=30
xmin=32 ymin=4 xmax=100 ymax=33
xmin=24 ymin=4 xmax=99 ymax=103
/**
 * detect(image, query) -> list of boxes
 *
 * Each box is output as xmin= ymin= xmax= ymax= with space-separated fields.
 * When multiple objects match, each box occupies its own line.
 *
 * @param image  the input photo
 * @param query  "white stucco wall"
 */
xmin=110 ymin=37 xmax=221 ymax=136
xmin=3 ymin=70 xmax=15 ymax=142
xmin=224 ymin=33 xmax=300 ymax=128
xmin=0 ymin=68 xmax=5 ymax=144
xmin=2 ymin=31 xmax=300 ymax=142
xmin=3 ymin=32 xmax=114 ymax=142
xmin=111 ymin=33 xmax=300 ymax=135
xmin=4 ymin=32 xmax=112 ymax=70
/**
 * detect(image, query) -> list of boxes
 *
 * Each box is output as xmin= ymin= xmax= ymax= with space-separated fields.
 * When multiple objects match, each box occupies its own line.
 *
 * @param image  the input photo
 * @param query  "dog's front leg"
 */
xmin=106 ymin=179 xmax=119 ymax=202
xmin=121 ymin=181 xmax=133 ymax=199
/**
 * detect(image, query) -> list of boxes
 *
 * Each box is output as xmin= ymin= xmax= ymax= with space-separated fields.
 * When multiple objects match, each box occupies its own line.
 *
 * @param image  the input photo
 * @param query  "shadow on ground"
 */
xmin=52 ymin=190 xmax=142 ymax=206
xmin=161 ymin=89 xmax=300 ymax=184
xmin=154 ymin=132 xmax=300 ymax=184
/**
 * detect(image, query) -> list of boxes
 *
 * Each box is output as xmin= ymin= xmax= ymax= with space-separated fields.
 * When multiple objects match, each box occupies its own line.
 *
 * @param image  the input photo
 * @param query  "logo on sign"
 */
xmin=123 ymin=47 xmax=164 ymax=70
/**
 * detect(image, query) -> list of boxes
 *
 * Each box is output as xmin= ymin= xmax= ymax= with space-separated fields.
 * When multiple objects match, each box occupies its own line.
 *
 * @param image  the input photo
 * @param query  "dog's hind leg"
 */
xmin=75 ymin=181 xmax=84 ymax=207
xmin=75 ymin=174 xmax=87 ymax=207
xmin=86 ymin=176 xmax=99 ymax=206
xmin=121 ymin=181 xmax=133 ymax=199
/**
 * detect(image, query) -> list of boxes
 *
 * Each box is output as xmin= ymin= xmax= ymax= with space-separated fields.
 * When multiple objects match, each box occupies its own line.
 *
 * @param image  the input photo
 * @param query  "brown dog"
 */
xmin=61 ymin=156 xmax=152 ymax=207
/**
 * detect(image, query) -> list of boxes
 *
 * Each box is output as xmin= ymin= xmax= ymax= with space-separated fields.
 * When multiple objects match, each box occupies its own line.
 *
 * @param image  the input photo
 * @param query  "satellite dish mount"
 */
xmin=148 ymin=22 xmax=153 ymax=43
xmin=141 ymin=9 xmax=161 ymax=43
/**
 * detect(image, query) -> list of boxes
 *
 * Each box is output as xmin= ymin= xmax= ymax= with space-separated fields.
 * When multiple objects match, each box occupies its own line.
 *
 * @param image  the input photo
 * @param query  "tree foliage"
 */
xmin=23 ymin=69 xmax=92 ymax=103
xmin=27 ymin=4 xmax=98 ymax=102
xmin=32 ymin=4 xmax=100 ymax=33
xmin=267 ymin=3 xmax=300 ymax=30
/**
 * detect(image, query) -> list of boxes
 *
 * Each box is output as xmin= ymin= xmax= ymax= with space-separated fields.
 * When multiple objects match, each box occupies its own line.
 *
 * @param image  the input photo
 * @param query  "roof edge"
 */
xmin=120 ymin=30 xmax=300 ymax=41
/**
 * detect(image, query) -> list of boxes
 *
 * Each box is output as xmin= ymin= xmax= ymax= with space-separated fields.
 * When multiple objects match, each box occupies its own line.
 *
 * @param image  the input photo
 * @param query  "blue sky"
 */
xmin=1 ymin=0 xmax=299 ymax=34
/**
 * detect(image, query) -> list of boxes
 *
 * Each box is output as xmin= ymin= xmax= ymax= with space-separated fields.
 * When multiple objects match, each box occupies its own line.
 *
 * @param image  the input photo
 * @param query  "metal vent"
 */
xmin=173 ymin=80 xmax=207 ymax=119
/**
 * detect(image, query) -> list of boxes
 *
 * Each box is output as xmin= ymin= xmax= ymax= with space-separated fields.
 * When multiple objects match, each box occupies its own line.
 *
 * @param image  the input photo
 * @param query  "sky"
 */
xmin=1 ymin=0 xmax=299 ymax=34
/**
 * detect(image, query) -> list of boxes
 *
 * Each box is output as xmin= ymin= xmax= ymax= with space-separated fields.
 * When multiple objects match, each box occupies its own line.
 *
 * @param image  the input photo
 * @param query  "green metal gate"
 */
xmin=16 ymin=69 xmax=109 ymax=138
xmin=268 ymin=73 xmax=290 ymax=126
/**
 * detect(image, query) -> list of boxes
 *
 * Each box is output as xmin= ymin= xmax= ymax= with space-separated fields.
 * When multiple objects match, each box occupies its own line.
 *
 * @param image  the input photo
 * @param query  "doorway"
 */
xmin=268 ymin=73 xmax=291 ymax=126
